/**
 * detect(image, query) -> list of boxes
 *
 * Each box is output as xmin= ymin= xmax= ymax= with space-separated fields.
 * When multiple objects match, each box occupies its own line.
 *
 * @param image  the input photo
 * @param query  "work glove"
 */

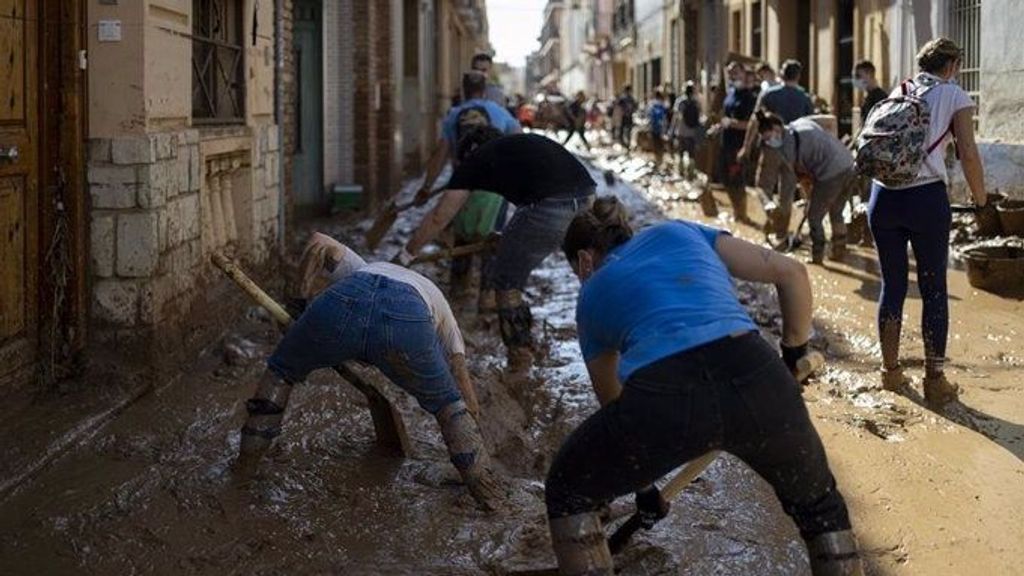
xmin=781 ymin=341 xmax=812 ymax=384
xmin=635 ymin=485 xmax=670 ymax=530
xmin=413 ymin=186 xmax=433 ymax=206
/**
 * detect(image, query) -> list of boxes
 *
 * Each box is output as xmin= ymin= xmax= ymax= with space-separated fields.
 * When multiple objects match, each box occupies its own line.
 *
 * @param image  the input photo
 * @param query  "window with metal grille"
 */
xmin=949 ymin=0 xmax=981 ymax=125
xmin=192 ymin=0 xmax=246 ymax=124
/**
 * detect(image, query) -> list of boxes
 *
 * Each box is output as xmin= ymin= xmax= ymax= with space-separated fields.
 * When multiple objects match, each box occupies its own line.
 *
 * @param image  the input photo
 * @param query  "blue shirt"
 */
xmin=441 ymin=98 xmax=521 ymax=150
xmin=577 ymin=221 xmax=757 ymax=382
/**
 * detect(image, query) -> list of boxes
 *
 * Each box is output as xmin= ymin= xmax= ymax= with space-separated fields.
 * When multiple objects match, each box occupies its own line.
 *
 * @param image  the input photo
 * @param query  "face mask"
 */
xmin=765 ymin=135 xmax=783 ymax=149
xmin=731 ymin=80 xmax=745 ymax=89
xmin=853 ymin=78 xmax=868 ymax=91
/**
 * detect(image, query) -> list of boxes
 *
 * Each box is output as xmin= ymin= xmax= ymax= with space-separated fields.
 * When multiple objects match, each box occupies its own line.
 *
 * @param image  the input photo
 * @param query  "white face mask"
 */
xmin=765 ymin=135 xmax=783 ymax=149
xmin=732 ymin=80 xmax=745 ymax=90
xmin=853 ymin=78 xmax=868 ymax=91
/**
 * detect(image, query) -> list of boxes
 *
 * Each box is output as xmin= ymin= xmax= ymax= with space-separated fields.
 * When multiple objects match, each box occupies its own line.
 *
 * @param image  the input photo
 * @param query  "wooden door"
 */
xmin=292 ymin=0 xmax=323 ymax=209
xmin=0 ymin=0 xmax=39 ymax=379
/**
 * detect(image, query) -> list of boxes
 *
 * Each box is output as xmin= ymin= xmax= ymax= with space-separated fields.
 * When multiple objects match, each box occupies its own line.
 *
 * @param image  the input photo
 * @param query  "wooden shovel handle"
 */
xmin=211 ymin=252 xmax=293 ymax=326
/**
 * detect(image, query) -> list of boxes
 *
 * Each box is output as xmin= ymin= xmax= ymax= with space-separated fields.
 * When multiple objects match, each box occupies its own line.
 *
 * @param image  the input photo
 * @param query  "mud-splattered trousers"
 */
xmin=268 ymin=272 xmax=462 ymax=414
xmin=545 ymin=332 xmax=852 ymax=540
xmin=490 ymin=191 xmax=595 ymax=352
xmin=868 ymin=180 xmax=951 ymax=367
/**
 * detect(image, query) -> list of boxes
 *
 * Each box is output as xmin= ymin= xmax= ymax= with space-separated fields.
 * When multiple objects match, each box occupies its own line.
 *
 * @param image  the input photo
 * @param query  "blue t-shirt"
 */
xmin=441 ymin=98 xmax=521 ymax=149
xmin=577 ymin=220 xmax=757 ymax=382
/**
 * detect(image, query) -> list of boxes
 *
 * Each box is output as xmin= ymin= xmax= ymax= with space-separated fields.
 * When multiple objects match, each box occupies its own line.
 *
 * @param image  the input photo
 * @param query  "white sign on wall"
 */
xmin=98 ymin=20 xmax=122 ymax=43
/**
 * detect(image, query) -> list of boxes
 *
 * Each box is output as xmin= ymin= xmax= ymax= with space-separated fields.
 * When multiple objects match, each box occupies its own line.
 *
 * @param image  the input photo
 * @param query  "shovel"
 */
xmin=211 ymin=253 xmax=412 ymax=456
xmin=366 ymin=189 xmax=444 ymax=250
xmin=411 ymin=234 xmax=501 ymax=265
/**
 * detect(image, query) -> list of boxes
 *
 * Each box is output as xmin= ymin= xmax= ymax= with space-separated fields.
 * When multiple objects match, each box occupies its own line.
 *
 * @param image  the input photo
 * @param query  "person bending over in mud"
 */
xmin=544 ymin=197 xmax=863 ymax=576
xmin=236 ymin=232 xmax=504 ymax=510
xmin=398 ymin=130 xmax=596 ymax=372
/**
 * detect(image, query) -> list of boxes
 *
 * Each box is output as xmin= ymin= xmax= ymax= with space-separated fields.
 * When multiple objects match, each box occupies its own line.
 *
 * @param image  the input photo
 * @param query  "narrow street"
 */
xmin=0 ymin=136 xmax=1020 ymax=575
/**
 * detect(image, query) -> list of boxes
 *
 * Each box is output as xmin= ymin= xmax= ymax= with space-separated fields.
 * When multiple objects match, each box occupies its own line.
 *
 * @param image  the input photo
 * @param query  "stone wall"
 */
xmin=87 ymin=126 xmax=281 ymax=336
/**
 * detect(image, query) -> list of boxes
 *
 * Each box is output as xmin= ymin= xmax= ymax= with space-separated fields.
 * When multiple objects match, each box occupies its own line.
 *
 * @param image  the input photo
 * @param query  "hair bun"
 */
xmin=590 ymin=196 xmax=629 ymax=228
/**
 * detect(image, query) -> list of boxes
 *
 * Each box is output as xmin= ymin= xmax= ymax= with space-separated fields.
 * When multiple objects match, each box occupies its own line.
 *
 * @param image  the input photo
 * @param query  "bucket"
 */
xmin=963 ymin=246 xmax=1024 ymax=295
xmin=996 ymin=200 xmax=1024 ymax=236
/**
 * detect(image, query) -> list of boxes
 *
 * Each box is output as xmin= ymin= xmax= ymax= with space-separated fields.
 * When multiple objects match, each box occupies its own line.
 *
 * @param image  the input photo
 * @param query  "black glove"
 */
xmin=781 ymin=341 xmax=809 ymax=375
xmin=635 ymin=486 xmax=669 ymax=530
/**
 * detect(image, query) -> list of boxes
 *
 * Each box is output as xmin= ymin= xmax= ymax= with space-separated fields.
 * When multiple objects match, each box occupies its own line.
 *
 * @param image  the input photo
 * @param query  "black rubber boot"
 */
xmin=806 ymin=530 xmax=865 ymax=576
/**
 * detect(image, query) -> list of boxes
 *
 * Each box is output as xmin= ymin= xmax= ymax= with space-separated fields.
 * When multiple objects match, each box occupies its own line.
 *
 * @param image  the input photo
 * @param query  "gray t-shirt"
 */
xmin=784 ymin=118 xmax=854 ymax=182
xmin=757 ymin=84 xmax=814 ymax=123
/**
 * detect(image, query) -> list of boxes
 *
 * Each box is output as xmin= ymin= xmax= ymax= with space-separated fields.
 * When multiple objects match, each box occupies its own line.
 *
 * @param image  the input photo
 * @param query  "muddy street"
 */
xmin=1 ymin=139 xmax=1022 ymax=576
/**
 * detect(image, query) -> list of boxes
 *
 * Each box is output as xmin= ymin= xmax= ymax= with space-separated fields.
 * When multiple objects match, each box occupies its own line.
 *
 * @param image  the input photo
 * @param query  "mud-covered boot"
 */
xmin=806 ymin=530 xmax=865 ymax=576
xmin=829 ymin=235 xmax=848 ymax=261
xmin=923 ymin=373 xmax=960 ymax=408
xmin=881 ymin=366 xmax=910 ymax=392
xmin=810 ymin=243 xmax=826 ymax=265
xmin=477 ymin=288 xmax=497 ymax=315
xmin=498 ymin=289 xmax=534 ymax=372
xmin=236 ymin=370 xmax=295 ymax=472
xmin=728 ymin=187 xmax=750 ymax=224
xmin=436 ymin=401 xmax=505 ymax=511
xmin=549 ymin=513 xmax=615 ymax=576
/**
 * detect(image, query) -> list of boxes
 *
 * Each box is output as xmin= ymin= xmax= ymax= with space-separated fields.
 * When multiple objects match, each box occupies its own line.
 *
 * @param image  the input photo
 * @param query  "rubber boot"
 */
xmin=806 ymin=530 xmax=865 ymax=576
xmin=237 ymin=370 xmax=295 ymax=470
xmin=810 ymin=243 xmax=826 ymax=265
xmin=477 ymin=288 xmax=497 ymax=315
xmin=727 ymin=187 xmax=750 ymax=224
xmin=829 ymin=235 xmax=848 ymax=261
xmin=498 ymin=289 xmax=534 ymax=372
xmin=549 ymin=513 xmax=615 ymax=576
xmin=436 ymin=401 xmax=505 ymax=511
xmin=923 ymin=373 xmax=960 ymax=408
xmin=881 ymin=367 xmax=910 ymax=392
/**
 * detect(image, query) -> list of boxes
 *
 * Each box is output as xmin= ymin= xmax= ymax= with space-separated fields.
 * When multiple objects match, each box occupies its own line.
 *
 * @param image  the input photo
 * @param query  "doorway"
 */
xmin=836 ymin=0 xmax=855 ymax=137
xmin=292 ymin=0 xmax=324 ymax=209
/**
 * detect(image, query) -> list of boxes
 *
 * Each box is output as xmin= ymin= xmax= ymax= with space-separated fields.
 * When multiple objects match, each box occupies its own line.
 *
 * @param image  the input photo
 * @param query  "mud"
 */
xmin=1 ymin=133 xmax=1022 ymax=575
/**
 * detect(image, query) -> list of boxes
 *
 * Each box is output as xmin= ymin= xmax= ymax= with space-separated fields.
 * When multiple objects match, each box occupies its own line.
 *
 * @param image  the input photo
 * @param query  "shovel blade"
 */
xmin=366 ymin=203 xmax=399 ymax=250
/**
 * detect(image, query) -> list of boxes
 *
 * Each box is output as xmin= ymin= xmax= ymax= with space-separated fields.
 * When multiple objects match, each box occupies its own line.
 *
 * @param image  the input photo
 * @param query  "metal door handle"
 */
xmin=0 ymin=146 xmax=18 ymax=162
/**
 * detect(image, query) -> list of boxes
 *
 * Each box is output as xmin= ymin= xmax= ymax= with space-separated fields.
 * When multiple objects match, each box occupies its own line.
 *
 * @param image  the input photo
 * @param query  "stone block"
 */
xmin=92 ymin=279 xmax=139 ymax=326
xmin=267 ymin=127 xmax=279 ymax=152
xmin=88 ymin=164 xmax=137 ymax=185
xmin=91 ymin=183 xmax=137 ymax=209
xmin=181 ymin=129 xmax=200 ymax=146
xmin=165 ymin=193 xmax=201 ymax=248
xmin=174 ymin=148 xmax=191 ymax=195
xmin=88 ymin=139 xmax=112 ymax=163
xmin=189 ymin=146 xmax=202 ymax=191
xmin=263 ymin=153 xmax=278 ymax=188
xmin=90 ymin=213 xmax=116 ymax=278
xmin=138 ymin=274 xmax=174 ymax=325
xmin=136 ymin=162 xmax=174 ymax=208
xmin=117 ymin=211 xmax=160 ymax=277
xmin=154 ymin=132 xmax=177 ymax=160
xmin=112 ymin=136 xmax=156 ymax=165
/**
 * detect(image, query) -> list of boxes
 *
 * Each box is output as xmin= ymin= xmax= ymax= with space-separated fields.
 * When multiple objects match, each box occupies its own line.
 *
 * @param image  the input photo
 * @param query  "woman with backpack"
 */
xmin=856 ymin=38 xmax=990 ymax=407
xmin=544 ymin=197 xmax=862 ymax=576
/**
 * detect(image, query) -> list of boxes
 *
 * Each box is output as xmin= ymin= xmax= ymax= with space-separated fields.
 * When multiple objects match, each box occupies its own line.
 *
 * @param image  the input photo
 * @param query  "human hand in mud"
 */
xmin=635 ymin=485 xmax=669 ymax=529
xmin=414 ymin=186 xmax=433 ymax=207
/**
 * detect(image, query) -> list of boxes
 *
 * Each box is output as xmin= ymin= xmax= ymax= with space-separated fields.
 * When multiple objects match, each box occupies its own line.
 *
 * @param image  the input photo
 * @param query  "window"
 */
xmin=731 ymin=10 xmax=742 ymax=53
xmin=949 ymin=0 xmax=981 ymax=125
xmin=192 ymin=0 xmax=245 ymax=123
xmin=751 ymin=2 xmax=762 ymax=58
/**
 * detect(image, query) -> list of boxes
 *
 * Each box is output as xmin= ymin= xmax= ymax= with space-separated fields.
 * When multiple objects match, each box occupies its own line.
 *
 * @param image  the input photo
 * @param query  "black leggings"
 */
xmin=545 ymin=332 xmax=851 ymax=540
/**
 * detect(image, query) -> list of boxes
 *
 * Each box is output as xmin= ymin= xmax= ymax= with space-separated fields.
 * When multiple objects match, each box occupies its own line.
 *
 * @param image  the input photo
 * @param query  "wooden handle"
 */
xmin=411 ymin=237 xmax=499 ymax=265
xmin=795 ymin=351 xmax=825 ymax=382
xmin=211 ymin=252 xmax=293 ymax=327
xmin=660 ymin=450 xmax=720 ymax=501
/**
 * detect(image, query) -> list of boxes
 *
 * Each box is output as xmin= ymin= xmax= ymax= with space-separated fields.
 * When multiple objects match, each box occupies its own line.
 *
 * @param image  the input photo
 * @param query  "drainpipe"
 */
xmin=275 ymin=0 xmax=287 ymax=256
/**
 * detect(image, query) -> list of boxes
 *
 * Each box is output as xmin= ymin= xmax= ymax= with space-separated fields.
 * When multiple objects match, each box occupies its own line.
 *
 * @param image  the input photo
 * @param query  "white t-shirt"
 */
xmin=892 ymin=73 xmax=975 ymax=186
xmin=341 ymin=262 xmax=466 ymax=357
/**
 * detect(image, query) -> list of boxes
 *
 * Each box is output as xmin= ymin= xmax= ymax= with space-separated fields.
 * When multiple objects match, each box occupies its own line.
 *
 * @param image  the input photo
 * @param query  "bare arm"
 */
xmin=715 ymin=234 xmax=812 ymax=346
xmin=448 ymin=353 xmax=481 ymax=418
xmin=953 ymin=108 xmax=986 ymax=206
xmin=404 ymin=189 xmax=472 ymax=255
xmin=739 ymin=114 xmax=760 ymax=157
xmin=416 ymin=140 xmax=451 ymax=204
xmin=585 ymin=350 xmax=623 ymax=406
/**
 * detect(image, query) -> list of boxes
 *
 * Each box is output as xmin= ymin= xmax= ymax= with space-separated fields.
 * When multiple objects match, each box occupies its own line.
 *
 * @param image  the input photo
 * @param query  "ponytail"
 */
xmin=755 ymin=109 xmax=785 ymax=134
xmin=562 ymin=196 xmax=634 ymax=264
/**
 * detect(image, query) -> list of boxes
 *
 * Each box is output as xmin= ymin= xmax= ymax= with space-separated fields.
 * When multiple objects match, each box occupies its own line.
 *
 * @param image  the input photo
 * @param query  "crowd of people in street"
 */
xmin=229 ymin=36 xmax=991 ymax=576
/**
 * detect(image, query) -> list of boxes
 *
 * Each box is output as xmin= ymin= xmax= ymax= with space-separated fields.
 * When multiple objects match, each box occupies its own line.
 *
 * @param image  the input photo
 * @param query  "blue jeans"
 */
xmin=868 ymin=180 xmax=951 ymax=360
xmin=268 ymin=273 xmax=462 ymax=414
xmin=491 ymin=193 xmax=593 ymax=291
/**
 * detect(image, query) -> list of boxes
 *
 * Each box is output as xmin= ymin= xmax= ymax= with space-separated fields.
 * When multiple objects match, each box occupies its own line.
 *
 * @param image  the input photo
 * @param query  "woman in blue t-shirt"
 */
xmin=544 ymin=197 xmax=862 ymax=576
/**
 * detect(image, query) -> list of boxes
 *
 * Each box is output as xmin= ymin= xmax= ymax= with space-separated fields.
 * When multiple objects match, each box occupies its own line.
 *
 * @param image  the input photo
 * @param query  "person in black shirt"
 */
xmin=854 ymin=60 xmax=888 ymax=125
xmin=716 ymin=62 xmax=758 ymax=222
xmin=562 ymin=91 xmax=591 ymax=150
xmin=398 ymin=131 xmax=597 ymax=370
